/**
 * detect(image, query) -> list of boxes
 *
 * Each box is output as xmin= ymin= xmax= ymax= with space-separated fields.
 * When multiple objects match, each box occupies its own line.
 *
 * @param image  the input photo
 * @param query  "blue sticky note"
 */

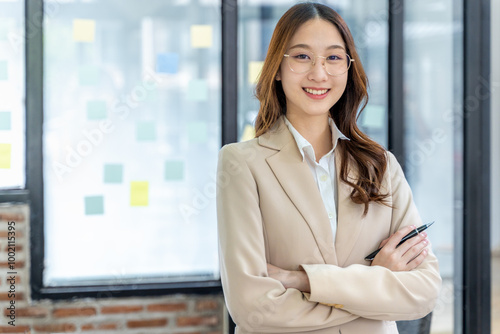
xmin=85 ymin=196 xmax=104 ymax=215
xmin=187 ymin=79 xmax=208 ymax=101
xmin=104 ymin=164 xmax=123 ymax=183
xmin=79 ymin=65 xmax=100 ymax=86
xmin=136 ymin=121 xmax=156 ymax=141
xmin=0 ymin=61 xmax=7 ymax=81
xmin=188 ymin=122 xmax=208 ymax=144
xmin=165 ymin=160 xmax=184 ymax=181
xmin=0 ymin=112 xmax=11 ymax=130
xmin=87 ymin=100 xmax=107 ymax=120
xmin=156 ymin=53 xmax=179 ymax=74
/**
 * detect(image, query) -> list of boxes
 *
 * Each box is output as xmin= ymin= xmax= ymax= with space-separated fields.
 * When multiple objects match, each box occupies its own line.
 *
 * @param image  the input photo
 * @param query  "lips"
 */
xmin=303 ymin=87 xmax=330 ymax=99
xmin=303 ymin=88 xmax=330 ymax=95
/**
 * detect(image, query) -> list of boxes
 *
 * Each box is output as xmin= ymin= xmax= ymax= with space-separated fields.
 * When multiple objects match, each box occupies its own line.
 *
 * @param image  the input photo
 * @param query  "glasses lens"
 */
xmin=324 ymin=53 xmax=351 ymax=76
xmin=286 ymin=50 xmax=314 ymax=74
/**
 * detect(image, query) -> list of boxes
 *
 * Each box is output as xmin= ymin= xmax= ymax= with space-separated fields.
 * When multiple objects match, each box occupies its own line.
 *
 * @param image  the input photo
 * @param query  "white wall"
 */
xmin=491 ymin=0 xmax=500 ymax=252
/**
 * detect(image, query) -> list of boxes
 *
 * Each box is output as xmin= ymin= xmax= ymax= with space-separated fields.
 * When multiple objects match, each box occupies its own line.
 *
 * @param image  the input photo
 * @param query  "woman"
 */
xmin=216 ymin=3 xmax=441 ymax=333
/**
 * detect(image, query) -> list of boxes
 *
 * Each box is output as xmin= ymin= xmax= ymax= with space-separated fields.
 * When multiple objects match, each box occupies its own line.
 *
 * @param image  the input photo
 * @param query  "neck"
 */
xmin=286 ymin=113 xmax=333 ymax=162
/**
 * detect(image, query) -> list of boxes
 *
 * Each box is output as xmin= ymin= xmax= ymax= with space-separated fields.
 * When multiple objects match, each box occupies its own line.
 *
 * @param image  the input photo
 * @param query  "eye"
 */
xmin=292 ymin=53 xmax=311 ymax=61
xmin=327 ymin=54 xmax=343 ymax=61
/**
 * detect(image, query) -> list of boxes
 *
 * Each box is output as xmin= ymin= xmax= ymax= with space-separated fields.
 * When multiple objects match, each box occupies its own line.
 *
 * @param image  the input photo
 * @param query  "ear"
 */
xmin=276 ymin=70 xmax=281 ymax=81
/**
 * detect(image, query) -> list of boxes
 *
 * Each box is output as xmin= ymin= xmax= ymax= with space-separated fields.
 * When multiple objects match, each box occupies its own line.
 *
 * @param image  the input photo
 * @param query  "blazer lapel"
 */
xmin=334 ymin=149 xmax=366 ymax=266
xmin=260 ymin=117 xmax=338 ymax=265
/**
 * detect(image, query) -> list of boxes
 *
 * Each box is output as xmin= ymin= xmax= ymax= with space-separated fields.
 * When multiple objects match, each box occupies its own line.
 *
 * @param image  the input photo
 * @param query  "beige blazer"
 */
xmin=216 ymin=117 xmax=441 ymax=334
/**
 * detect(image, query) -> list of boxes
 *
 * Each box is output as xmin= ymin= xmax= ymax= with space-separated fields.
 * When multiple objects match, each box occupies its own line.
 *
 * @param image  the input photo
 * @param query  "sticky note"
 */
xmin=190 ymin=25 xmax=213 ymax=48
xmin=187 ymin=79 xmax=208 ymax=101
xmin=79 ymin=65 xmax=100 ymax=86
xmin=0 ymin=24 xmax=8 ymax=41
xmin=87 ymin=100 xmax=107 ymax=120
xmin=73 ymin=19 xmax=96 ymax=42
xmin=130 ymin=181 xmax=149 ymax=206
xmin=85 ymin=195 xmax=104 ymax=215
xmin=361 ymin=105 xmax=385 ymax=129
xmin=156 ymin=53 xmax=179 ymax=74
xmin=0 ymin=143 xmax=11 ymax=169
xmin=248 ymin=61 xmax=264 ymax=84
xmin=240 ymin=124 xmax=256 ymax=142
xmin=104 ymin=164 xmax=123 ymax=183
xmin=0 ymin=61 xmax=7 ymax=81
xmin=165 ymin=160 xmax=184 ymax=181
xmin=188 ymin=122 xmax=208 ymax=144
xmin=136 ymin=121 xmax=156 ymax=141
xmin=0 ymin=112 xmax=11 ymax=130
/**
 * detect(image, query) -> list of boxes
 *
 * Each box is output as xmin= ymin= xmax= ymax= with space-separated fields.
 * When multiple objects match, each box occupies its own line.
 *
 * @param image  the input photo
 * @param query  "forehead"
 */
xmin=288 ymin=18 xmax=345 ymax=50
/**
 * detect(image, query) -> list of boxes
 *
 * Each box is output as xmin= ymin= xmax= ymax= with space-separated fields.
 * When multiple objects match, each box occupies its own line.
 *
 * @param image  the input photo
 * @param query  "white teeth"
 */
xmin=304 ymin=88 xmax=329 ymax=95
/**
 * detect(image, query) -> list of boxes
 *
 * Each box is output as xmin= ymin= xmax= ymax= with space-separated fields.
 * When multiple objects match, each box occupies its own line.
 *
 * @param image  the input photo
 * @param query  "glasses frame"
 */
xmin=283 ymin=52 xmax=355 ymax=77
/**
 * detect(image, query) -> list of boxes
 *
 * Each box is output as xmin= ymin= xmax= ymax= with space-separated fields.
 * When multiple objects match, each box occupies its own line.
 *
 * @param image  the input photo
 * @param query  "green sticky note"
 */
xmin=0 ymin=24 xmax=8 ymax=41
xmin=0 ymin=112 xmax=11 ymax=130
xmin=136 ymin=122 xmax=156 ymax=141
xmin=79 ymin=65 xmax=100 ymax=86
xmin=0 ymin=61 xmax=8 ymax=81
xmin=104 ymin=164 xmax=123 ymax=183
xmin=130 ymin=181 xmax=148 ymax=206
xmin=361 ymin=105 xmax=385 ymax=129
xmin=188 ymin=122 xmax=208 ymax=144
xmin=165 ymin=160 xmax=184 ymax=181
xmin=187 ymin=79 xmax=208 ymax=101
xmin=85 ymin=195 xmax=104 ymax=215
xmin=0 ymin=143 xmax=11 ymax=169
xmin=87 ymin=100 xmax=107 ymax=120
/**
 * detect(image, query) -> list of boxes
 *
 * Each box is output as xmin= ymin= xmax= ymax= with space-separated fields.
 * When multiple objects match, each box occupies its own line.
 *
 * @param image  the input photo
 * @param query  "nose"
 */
xmin=308 ymin=56 xmax=328 ymax=81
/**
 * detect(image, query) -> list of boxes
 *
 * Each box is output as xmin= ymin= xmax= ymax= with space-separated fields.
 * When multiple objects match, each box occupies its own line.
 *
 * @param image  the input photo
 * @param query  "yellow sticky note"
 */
xmin=0 ymin=143 xmax=11 ymax=169
xmin=240 ymin=124 xmax=256 ymax=142
xmin=248 ymin=61 xmax=264 ymax=84
xmin=73 ymin=19 xmax=96 ymax=42
xmin=130 ymin=181 xmax=149 ymax=206
xmin=191 ymin=25 xmax=213 ymax=48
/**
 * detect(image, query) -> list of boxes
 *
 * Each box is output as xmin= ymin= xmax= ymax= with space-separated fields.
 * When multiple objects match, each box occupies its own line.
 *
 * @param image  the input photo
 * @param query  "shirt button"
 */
xmin=328 ymin=212 xmax=334 ymax=219
xmin=320 ymin=175 xmax=328 ymax=182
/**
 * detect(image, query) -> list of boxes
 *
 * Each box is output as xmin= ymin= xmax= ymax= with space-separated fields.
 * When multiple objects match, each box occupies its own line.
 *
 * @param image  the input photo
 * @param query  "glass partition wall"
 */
xmin=42 ymin=0 xmax=221 ymax=287
xmin=237 ymin=1 xmax=463 ymax=333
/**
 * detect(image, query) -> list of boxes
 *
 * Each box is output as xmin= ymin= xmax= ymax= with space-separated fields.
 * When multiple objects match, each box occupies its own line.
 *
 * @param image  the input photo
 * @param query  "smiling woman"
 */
xmin=217 ymin=3 xmax=441 ymax=334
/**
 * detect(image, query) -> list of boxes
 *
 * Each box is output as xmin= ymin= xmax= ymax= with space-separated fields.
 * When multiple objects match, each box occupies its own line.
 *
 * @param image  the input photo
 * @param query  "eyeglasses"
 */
xmin=283 ymin=50 xmax=354 ymax=76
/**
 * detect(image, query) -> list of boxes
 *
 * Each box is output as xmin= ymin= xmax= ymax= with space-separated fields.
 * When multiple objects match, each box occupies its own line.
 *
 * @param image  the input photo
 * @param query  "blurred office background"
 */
xmin=0 ymin=0 xmax=497 ymax=333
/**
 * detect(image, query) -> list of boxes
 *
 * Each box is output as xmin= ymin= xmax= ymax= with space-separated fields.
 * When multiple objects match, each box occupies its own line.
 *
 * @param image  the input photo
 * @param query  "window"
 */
xmin=40 ymin=0 xmax=221 ymax=288
xmin=0 ymin=0 xmax=25 ymax=189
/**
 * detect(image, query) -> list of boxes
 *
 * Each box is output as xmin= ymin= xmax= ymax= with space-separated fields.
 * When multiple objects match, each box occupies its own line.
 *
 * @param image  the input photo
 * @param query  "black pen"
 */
xmin=364 ymin=221 xmax=435 ymax=261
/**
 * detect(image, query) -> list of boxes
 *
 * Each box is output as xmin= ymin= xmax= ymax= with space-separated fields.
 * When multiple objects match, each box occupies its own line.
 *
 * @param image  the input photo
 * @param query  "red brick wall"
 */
xmin=0 ymin=203 xmax=225 ymax=333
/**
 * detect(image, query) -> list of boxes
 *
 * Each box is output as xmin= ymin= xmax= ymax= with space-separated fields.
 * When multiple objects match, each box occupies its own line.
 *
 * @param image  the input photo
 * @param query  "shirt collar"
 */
xmin=284 ymin=116 xmax=350 ymax=162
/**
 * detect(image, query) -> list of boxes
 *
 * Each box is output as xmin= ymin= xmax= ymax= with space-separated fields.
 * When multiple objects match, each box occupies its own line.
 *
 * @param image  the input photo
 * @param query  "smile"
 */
xmin=303 ymin=88 xmax=330 ymax=95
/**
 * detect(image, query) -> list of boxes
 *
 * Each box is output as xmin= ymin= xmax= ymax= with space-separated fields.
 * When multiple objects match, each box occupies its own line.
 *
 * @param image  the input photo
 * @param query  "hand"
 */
xmin=267 ymin=263 xmax=311 ymax=293
xmin=371 ymin=225 xmax=429 ymax=271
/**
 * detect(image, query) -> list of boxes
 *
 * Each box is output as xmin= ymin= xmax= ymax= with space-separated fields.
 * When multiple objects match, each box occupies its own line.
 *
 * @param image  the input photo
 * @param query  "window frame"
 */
xmin=27 ymin=0 xmax=232 ymax=300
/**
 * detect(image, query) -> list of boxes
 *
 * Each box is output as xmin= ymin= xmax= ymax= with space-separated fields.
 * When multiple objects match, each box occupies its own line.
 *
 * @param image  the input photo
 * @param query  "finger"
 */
xmin=405 ymin=248 xmax=429 ymax=270
xmin=401 ymin=237 xmax=429 ymax=263
xmin=383 ymin=225 xmax=417 ymax=250
xmin=379 ymin=237 xmax=390 ymax=248
xmin=397 ymin=231 xmax=427 ymax=256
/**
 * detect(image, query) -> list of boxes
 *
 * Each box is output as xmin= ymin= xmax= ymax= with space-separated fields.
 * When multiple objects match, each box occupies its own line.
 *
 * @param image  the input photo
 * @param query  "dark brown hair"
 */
xmin=254 ymin=2 xmax=388 ymax=214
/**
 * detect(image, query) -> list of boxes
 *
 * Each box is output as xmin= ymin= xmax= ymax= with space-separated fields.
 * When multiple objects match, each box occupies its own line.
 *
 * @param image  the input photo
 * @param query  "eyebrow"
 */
xmin=288 ymin=44 xmax=346 ymax=51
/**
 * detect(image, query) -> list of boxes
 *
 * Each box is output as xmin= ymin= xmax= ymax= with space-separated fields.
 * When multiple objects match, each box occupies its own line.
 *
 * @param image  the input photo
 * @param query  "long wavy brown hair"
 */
xmin=254 ymin=2 xmax=389 ymax=214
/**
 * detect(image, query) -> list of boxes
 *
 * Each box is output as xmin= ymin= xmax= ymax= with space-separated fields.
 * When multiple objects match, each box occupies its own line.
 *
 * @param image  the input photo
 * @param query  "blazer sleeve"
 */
xmin=300 ymin=152 xmax=442 ymax=321
xmin=217 ymin=144 xmax=359 ymax=333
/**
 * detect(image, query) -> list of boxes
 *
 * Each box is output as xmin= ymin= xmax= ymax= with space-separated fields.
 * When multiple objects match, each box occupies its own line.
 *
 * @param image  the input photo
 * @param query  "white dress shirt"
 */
xmin=284 ymin=116 xmax=349 ymax=242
